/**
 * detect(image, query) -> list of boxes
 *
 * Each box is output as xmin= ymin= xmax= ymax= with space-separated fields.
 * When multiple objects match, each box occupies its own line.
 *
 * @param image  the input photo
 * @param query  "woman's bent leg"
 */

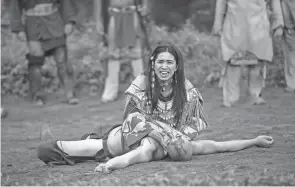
xmin=94 ymin=137 xmax=165 ymax=173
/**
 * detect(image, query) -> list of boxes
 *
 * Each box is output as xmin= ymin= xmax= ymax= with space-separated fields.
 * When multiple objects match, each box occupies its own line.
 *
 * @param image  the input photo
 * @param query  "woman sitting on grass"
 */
xmin=37 ymin=44 xmax=274 ymax=173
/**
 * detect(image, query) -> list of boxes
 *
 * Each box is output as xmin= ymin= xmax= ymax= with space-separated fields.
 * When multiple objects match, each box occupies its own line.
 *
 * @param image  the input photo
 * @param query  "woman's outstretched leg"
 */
xmin=56 ymin=139 xmax=103 ymax=156
xmin=37 ymin=139 xmax=104 ymax=165
xmin=94 ymin=137 xmax=165 ymax=174
xmin=191 ymin=135 xmax=274 ymax=155
xmin=37 ymin=126 xmax=122 ymax=165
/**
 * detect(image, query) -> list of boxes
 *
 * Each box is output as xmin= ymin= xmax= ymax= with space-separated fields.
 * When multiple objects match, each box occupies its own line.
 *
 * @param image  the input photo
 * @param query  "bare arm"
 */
xmin=191 ymin=135 xmax=274 ymax=155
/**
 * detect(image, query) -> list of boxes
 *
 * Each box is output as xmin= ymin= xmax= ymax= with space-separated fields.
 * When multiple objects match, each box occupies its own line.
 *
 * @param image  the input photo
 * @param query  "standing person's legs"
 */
xmin=52 ymin=46 xmax=79 ymax=104
xmin=247 ymin=63 xmax=266 ymax=105
xmin=283 ymin=39 xmax=295 ymax=92
xmin=101 ymin=16 xmax=121 ymax=103
xmin=222 ymin=64 xmax=242 ymax=107
xmin=101 ymin=58 xmax=121 ymax=103
xmin=131 ymin=39 xmax=144 ymax=78
xmin=26 ymin=41 xmax=46 ymax=105
xmin=218 ymin=63 xmax=227 ymax=88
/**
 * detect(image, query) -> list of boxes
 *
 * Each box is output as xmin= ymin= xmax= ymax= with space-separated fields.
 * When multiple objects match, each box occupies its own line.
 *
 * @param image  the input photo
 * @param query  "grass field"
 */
xmin=1 ymin=86 xmax=295 ymax=186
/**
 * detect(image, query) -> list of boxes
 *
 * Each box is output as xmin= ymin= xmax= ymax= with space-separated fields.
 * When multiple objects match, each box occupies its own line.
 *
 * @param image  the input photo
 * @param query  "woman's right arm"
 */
xmin=122 ymin=95 xmax=141 ymax=121
xmin=123 ymin=74 xmax=149 ymax=121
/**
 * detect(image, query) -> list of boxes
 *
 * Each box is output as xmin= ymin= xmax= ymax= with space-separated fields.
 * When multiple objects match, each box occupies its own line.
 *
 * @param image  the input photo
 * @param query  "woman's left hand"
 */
xmin=94 ymin=163 xmax=112 ymax=174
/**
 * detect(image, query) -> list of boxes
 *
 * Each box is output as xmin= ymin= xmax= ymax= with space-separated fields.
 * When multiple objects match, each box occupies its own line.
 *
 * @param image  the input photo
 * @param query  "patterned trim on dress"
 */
xmin=179 ymin=87 xmax=209 ymax=139
xmin=186 ymin=87 xmax=204 ymax=103
xmin=125 ymin=83 xmax=147 ymax=102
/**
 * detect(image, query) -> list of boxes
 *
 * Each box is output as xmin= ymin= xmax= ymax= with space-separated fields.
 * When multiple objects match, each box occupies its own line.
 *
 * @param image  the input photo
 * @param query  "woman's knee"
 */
xmin=138 ymin=137 xmax=158 ymax=162
xmin=167 ymin=137 xmax=193 ymax=161
xmin=107 ymin=126 xmax=124 ymax=156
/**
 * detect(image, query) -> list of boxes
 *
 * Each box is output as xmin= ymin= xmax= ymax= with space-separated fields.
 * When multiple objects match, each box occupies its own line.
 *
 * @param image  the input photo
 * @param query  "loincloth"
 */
xmin=40 ymin=35 xmax=66 ymax=53
xmin=107 ymin=7 xmax=142 ymax=60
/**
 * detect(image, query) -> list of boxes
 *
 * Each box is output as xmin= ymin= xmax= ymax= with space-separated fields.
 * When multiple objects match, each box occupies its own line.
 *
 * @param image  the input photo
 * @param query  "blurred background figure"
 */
xmin=1 ymin=107 xmax=8 ymax=119
xmin=94 ymin=0 xmax=151 ymax=103
xmin=212 ymin=0 xmax=284 ymax=107
xmin=279 ymin=0 xmax=295 ymax=93
xmin=9 ymin=0 xmax=80 ymax=106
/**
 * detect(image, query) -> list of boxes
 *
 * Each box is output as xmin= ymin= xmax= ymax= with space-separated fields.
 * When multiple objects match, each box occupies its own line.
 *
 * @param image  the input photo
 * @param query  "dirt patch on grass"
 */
xmin=1 ymin=87 xmax=295 ymax=185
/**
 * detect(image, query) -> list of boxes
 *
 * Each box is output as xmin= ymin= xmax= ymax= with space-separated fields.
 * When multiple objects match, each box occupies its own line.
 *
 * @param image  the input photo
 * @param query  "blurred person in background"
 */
xmin=212 ymin=0 xmax=284 ymax=107
xmin=1 ymin=107 xmax=8 ymax=119
xmin=94 ymin=0 xmax=152 ymax=103
xmin=10 ymin=0 xmax=80 ymax=106
xmin=276 ymin=0 xmax=295 ymax=93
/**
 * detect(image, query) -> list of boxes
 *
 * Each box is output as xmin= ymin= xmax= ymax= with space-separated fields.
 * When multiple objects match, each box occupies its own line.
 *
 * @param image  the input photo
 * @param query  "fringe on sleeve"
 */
xmin=179 ymin=89 xmax=209 ymax=132
xmin=122 ymin=95 xmax=141 ymax=121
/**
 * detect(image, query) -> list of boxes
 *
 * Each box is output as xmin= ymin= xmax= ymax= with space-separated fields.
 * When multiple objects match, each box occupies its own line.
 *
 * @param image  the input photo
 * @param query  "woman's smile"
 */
xmin=159 ymin=70 xmax=170 ymax=78
xmin=154 ymin=52 xmax=177 ymax=81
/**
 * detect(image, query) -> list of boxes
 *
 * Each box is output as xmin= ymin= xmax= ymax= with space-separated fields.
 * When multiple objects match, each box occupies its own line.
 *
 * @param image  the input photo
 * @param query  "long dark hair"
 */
xmin=146 ymin=44 xmax=187 ymax=125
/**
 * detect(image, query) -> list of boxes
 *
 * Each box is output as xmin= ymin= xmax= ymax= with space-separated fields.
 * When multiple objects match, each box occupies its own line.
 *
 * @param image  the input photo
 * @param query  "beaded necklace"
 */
xmin=159 ymin=78 xmax=173 ymax=92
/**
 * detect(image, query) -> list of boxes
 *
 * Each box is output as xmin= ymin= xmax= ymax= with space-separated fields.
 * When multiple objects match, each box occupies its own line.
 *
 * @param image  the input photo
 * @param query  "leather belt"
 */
xmin=25 ymin=4 xmax=58 ymax=16
xmin=108 ymin=5 xmax=136 ymax=13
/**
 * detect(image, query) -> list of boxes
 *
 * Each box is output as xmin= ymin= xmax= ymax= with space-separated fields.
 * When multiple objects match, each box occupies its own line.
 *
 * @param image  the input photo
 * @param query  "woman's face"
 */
xmin=154 ymin=52 xmax=177 ymax=82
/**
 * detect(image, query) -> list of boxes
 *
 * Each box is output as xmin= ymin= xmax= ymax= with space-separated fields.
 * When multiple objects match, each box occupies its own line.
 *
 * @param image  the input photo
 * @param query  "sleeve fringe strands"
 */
xmin=179 ymin=88 xmax=209 ymax=137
